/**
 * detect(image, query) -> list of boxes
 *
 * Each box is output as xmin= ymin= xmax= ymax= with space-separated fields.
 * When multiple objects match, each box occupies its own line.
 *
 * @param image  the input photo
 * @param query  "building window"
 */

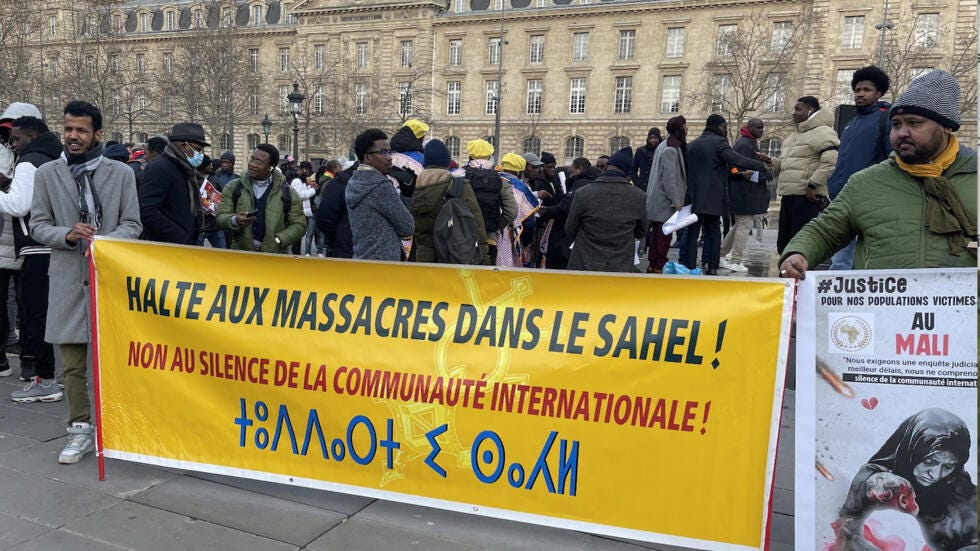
xmin=194 ymin=9 xmax=204 ymax=27
xmin=252 ymin=4 xmax=263 ymax=25
xmin=136 ymin=54 xmax=145 ymax=75
xmin=609 ymin=136 xmax=630 ymax=155
xmin=445 ymin=136 xmax=460 ymax=158
xmin=536 ymin=0 xmax=548 ymax=7
xmin=314 ymin=86 xmax=324 ymax=115
xmin=449 ymin=39 xmax=462 ymax=66
xmin=717 ymin=24 xmax=737 ymax=56
xmin=356 ymin=42 xmax=368 ymax=69
xmin=279 ymin=84 xmax=290 ymax=115
xmin=163 ymin=52 xmax=172 ymax=74
xmin=399 ymin=82 xmax=412 ymax=115
xmin=138 ymin=90 xmax=147 ymax=116
xmin=278 ymin=134 xmax=291 ymax=153
xmin=111 ymin=54 xmax=120 ymax=75
xmin=355 ymin=83 xmax=367 ymax=115
xmin=841 ymin=16 xmax=864 ymax=49
xmin=248 ymin=134 xmax=260 ymax=150
xmin=488 ymin=37 xmax=501 ymax=65
xmin=661 ymin=75 xmax=681 ymax=113
xmin=665 ymin=27 xmax=684 ymax=58
xmin=140 ymin=12 xmax=150 ymax=32
xmin=250 ymin=48 xmax=260 ymax=73
xmin=219 ymin=134 xmax=231 ymax=150
xmin=763 ymin=74 xmax=784 ymax=112
xmin=526 ymin=79 xmax=542 ymax=115
xmin=314 ymin=45 xmax=325 ymax=70
xmin=613 ymin=76 xmax=632 ymax=113
xmin=523 ymin=136 xmax=541 ymax=156
xmin=493 ymin=0 xmax=503 ymax=10
xmin=913 ymin=13 xmax=940 ymax=48
xmin=167 ymin=10 xmax=176 ymax=30
xmin=833 ymin=69 xmax=856 ymax=105
xmin=618 ymin=30 xmax=635 ymax=61
xmin=135 ymin=132 xmax=148 ymax=143
xmin=249 ymin=86 xmax=260 ymax=115
xmin=771 ymin=21 xmax=792 ymax=52
xmin=222 ymin=7 xmax=233 ymax=26
xmin=710 ymin=74 xmax=732 ymax=112
xmin=760 ymin=137 xmax=781 ymax=157
xmin=400 ymin=40 xmax=414 ymax=68
xmin=486 ymin=80 xmax=499 ymax=115
xmin=454 ymin=0 xmax=466 ymax=13
xmin=49 ymin=16 xmax=57 ymax=37
xmin=112 ymin=89 xmax=121 ymax=116
xmin=447 ymin=81 xmax=461 ymax=115
xmin=564 ymin=135 xmax=584 ymax=161
xmin=529 ymin=35 xmax=544 ymax=64
xmin=85 ymin=56 xmax=95 ymax=77
xmin=279 ymin=48 xmax=290 ymax=72
xmin=572 ymin=32 xmax=589 ymax=61
xmin=163 ymin=90 xmax=173 ymax=117
xmin=568 ymin=77 xmax=586 ymax=114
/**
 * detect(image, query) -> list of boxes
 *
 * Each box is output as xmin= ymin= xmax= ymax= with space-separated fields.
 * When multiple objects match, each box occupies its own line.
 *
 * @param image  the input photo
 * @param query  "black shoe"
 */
xmin=19 ymin=355 xmax=36 ymax=382
xmin=702 ymin=263 xmax=718 ymax=276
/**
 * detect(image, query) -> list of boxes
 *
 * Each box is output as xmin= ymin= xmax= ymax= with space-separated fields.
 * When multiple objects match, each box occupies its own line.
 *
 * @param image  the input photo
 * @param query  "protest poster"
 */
xmin=795 ymin=269 xmax=978 ymax=550
xmin=91 ymin=238 xmax=794 ymax=550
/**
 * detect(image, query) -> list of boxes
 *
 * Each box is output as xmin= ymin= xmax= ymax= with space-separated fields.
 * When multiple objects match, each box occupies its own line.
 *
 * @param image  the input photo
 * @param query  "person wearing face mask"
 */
xmin=137 ymin=122 xmax=208 ymax=245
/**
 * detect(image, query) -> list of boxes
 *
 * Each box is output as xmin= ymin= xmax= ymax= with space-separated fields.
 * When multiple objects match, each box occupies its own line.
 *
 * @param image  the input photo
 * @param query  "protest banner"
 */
xmin=91 ymin=238 xmax=794 ymax=550
xmin=795 ymin=269 xmax=978 ymax=550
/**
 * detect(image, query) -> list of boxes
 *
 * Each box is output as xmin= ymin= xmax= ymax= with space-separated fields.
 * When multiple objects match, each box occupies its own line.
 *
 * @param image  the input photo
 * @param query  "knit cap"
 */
xmin=500 ymin=152 xmax=526 ymax=172
xmin=706 ymin=114 xmax=727 ymax=128
xmin=647 ymin=127 xmax=662 ymax=139
xmin=890 ymin=70 xmax=960 ymax=131
xmin=423 ymin=139 xmax=452 ymax=168
xmin=466 ymin=139 xmax=494 ymax=159
xmin=607 ymin=147 xmax=633 ymax=174
xmin=403 ymin=119 xmax=430 ymax=139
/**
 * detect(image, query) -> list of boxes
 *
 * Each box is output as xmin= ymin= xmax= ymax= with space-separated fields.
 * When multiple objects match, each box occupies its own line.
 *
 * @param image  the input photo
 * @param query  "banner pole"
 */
xmin=87 ymin=239 xmax=106 ymax=481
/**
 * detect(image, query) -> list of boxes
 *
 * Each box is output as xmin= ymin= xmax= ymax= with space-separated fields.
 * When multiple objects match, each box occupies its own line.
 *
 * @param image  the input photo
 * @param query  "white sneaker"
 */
xmin=718 ymin=257 xmax=735 ymax=270
xmin=59 ymin=422 xmax=95 ymax=464
xmin=727 ymin=262 xmax=749 ymax=273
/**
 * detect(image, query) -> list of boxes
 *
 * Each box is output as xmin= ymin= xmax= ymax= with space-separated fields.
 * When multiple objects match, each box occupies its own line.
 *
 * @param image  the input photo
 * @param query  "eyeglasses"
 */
xmin=366 ymin=149 xmax=393 ymax=157
xmin=184 ymin=142 xmax=206 ymax=153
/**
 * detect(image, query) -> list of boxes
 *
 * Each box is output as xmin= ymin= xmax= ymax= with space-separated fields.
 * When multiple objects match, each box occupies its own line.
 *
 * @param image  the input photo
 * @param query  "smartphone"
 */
xmin=246 ymin=209 xmax=259 ymax=217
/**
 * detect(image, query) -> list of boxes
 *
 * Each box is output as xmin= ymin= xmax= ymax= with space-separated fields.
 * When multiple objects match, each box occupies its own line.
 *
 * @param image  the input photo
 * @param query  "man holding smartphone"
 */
xmin=216 ymin=144 xmax=306 ymax=253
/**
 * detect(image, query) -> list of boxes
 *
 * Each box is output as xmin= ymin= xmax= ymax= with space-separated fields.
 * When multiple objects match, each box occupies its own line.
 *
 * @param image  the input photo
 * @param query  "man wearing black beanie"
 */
xmin=630 ymin=127 xmax=662 ymax=192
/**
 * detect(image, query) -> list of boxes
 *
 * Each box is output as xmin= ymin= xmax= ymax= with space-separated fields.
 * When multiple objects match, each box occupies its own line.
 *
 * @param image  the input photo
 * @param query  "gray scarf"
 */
xmin=61 ymin=142 xmax=105 ymax=228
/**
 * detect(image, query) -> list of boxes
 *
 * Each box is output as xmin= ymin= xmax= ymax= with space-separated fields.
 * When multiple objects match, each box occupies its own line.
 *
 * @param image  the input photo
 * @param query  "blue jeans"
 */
xmin=830 ymin=237 xmax=856 ymax=270
xmin=197 ymin=230 xmax=226 ymax=249
xmin=304 ymin=216 xmax=324 ymax=255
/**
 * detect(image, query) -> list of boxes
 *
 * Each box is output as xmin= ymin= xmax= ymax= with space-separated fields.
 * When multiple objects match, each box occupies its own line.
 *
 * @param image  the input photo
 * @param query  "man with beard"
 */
xmin=30 ymin=101 xmax=142 ymax=463
xmin=630 ymin=127 xmax=662 ymax=192
xmin=780 ymin=70 xmax=976 ymax=277
xmin=138 ymin=122 xmax=208 ymax=245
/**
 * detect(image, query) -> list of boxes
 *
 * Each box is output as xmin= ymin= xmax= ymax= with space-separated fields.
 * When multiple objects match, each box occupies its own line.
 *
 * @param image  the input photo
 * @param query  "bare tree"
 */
xmin=688 ymin=9 xmax=812 ymax=133
xmin=0 ymin=7 xmax=43 ymax=108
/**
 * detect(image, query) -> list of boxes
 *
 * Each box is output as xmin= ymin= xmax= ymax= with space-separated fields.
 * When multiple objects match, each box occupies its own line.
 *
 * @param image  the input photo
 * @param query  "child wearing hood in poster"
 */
xmin=832 ymin=408 xmax=977 ymax=551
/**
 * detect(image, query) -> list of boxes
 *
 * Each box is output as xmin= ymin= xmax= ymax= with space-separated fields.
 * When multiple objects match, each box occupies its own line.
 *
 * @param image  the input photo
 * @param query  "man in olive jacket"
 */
xmin=780 ymin=70 xmax=976 ymax=278
xmin=216 ymin=144 xmax=306 ymax=253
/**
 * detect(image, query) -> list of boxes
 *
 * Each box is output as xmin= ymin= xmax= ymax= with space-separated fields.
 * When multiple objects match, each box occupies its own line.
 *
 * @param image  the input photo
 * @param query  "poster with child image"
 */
xmin=795 ymin=269 xmax=977 ymax=551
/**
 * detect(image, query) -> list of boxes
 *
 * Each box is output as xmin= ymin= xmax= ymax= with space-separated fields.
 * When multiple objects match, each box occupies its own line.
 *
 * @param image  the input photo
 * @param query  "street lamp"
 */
xmin=261 ymin=114 xmax=272 ymax=144
xmin=287 ymin=82 xmax=305 ymax=162
xmin=491 ymin=3 xmax=506 ymax=165
xmin=874 ymin=0 xmax=894 ymax=66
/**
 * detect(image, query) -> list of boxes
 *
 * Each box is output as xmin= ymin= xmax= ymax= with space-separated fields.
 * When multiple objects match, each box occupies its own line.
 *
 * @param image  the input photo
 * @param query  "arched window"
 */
xmin=608 ymin=135 xmax=630 ymax=155
xmin=135 ymin=132 xmax=148 ymax=143
xmin=522 ymin=136 xmax=541 ymax=156
xmin=444 ymin=136 xmax=460 ymax=159
xmin=219 ymin=133 xmax=231 ymax=150
xmin=247 ymin=133 xmax=260 ymax=150
xmin=278 ymin=134 xmax=291 ymax=154
xmin=563 ymin=135 xmax=584 ymax=162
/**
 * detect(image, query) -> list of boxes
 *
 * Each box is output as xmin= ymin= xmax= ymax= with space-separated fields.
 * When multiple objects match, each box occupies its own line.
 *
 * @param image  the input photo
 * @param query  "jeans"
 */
xmin=720 ymin=215 xmax=754 ymax=263
xmin=684 ymin=215 xmax=721 ymax=270
xmin=677 ymin=227 xmax=692 ymax=269
xmin=197 ymin=230 xmax=226 ymax=249
xmin=304 ymin=216 xmax=324 ymax=255
xmin=21 ymin=255 xmax=55 ymax=379
xmin=830 ymin=237 xmax=856 ymax=270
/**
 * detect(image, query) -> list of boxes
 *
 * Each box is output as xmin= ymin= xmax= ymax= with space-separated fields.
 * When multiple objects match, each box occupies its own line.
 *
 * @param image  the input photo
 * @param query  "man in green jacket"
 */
xmin=780 ymin=70 xmax=977 ymax=278
xmin=216 ymin=144 xmax=306 ymax=253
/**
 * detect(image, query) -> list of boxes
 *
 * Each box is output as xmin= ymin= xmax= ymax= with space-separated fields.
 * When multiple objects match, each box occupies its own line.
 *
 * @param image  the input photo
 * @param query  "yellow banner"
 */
xmin=92 ymin=238 xmax=794 ymax=550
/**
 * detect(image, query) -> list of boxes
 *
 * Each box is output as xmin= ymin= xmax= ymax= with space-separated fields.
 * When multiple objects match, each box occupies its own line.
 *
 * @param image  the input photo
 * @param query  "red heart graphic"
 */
xmin=861 ymin=397 xmax=878 ymax=410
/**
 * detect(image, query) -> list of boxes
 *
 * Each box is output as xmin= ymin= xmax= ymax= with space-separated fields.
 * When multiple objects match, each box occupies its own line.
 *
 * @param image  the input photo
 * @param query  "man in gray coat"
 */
xmin=646 ymin=116 xmax=688 ymax=273
xmin=565 ymin=147 xmax=647 ymax=272
xmin=30 ymin=101 xmax=142 ymax=464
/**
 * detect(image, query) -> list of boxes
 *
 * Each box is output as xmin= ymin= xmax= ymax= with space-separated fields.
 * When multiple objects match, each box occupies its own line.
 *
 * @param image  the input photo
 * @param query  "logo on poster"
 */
xmin=829 ymin=314 xmax=874 ymax=353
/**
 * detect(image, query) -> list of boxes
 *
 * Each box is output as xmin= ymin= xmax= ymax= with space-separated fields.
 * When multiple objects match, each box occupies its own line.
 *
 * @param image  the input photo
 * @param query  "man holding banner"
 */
xmin=779 ymin=70 xmax=977 ymax=276
xmin=30 ymin=101 xmax=142 ymax=464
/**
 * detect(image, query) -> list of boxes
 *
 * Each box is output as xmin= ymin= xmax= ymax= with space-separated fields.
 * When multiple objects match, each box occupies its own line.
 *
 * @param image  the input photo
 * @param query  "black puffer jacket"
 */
xmin=10 ymin=131 xmax=62 ymax=255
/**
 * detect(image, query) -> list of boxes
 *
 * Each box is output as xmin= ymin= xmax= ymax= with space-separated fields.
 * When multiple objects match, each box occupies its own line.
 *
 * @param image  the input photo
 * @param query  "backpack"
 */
xmin=433 ymin=177 xmax=482 ymax=265
xmin=465 ymin=166 xmax=502 ymax=232
xmin=231 ymin=180 xmax=292 ymax=215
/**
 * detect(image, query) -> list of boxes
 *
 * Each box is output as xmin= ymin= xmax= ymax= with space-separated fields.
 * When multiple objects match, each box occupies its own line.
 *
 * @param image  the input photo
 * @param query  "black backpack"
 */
xmin=465 ymin=166 xmax=502 ymax=233
xmin=433 ymin=177 xmax=482 ymax=265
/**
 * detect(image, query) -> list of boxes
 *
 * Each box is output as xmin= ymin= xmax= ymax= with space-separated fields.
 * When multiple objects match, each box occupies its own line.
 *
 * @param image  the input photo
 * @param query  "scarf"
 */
xmin=739 ymin=126 xmax=758 ymax=144
xmin=895 ymin=136 xmax=976 ymax=255
xmin=164 ymin=142 xmax=205 ymax=221
xmin=666 ymin=128 xmax=687 ymax=169
xmin=62 ymin=142 xmax=105 ymax=228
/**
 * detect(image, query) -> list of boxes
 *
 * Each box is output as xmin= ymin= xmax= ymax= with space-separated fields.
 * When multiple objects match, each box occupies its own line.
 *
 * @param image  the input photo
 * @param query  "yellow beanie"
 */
xmin=500 ymin=152 xmax=526 ymax=172
xmin=466 ymin=139 xmax=494 ymax=159
xmin=403 ymin=119 xmax=429 ymax=139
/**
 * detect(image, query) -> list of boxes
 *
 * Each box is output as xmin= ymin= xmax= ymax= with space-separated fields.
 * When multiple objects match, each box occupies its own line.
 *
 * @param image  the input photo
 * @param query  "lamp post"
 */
xmin=261 ymin=114 xmax=272 ymax=144
xmin=491 ymin=3 xmax=505 ymax=166
xmin=874 ymin=0 xmax=893 ymax=66
xmin=287 ymin=82 xmax=305 ymax=161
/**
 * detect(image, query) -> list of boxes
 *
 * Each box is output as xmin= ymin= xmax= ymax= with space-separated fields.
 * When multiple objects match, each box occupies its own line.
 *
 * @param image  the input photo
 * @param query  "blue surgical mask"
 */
xmin=187 ymin=150 xmax=204 ymax=168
